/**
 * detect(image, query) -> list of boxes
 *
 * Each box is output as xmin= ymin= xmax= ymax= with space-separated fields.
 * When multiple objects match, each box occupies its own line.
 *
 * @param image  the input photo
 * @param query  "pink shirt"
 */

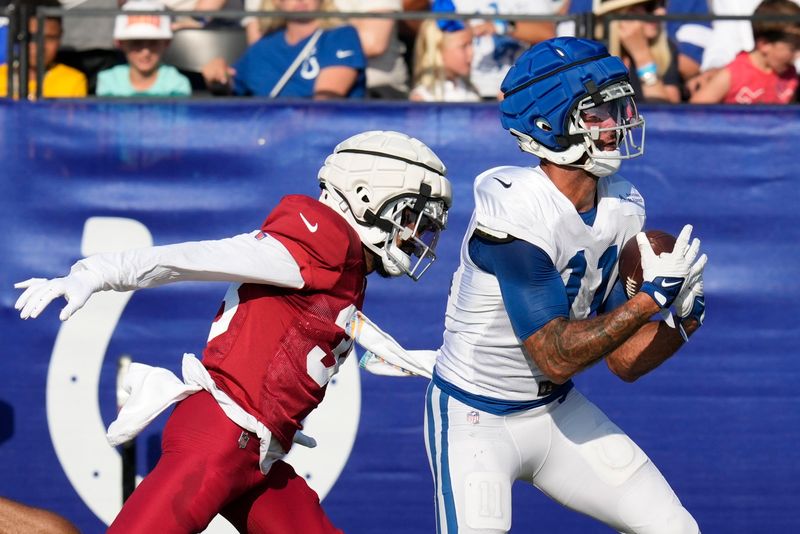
xmin=724 ymin=51 xmax=798 ymax=104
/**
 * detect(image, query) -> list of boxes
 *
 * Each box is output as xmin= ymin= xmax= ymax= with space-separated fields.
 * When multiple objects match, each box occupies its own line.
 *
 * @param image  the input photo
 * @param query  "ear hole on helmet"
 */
xmin=535 ymin=118 xmax=552 ymax=132
xmin=355 ymin=185 xmax=371 ymax=203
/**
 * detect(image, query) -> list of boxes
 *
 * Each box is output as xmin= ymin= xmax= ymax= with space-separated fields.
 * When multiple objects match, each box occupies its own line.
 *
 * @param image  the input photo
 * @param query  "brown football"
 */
xmin=618 ymin=230 xmax=677 ymax=299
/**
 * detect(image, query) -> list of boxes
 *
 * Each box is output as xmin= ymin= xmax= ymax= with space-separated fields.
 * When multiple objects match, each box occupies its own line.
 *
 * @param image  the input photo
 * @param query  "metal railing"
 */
xmin=5 ymin=7 xmax=800 ymax=101
xmin=6 ymin=7 xmax=583 ymax=100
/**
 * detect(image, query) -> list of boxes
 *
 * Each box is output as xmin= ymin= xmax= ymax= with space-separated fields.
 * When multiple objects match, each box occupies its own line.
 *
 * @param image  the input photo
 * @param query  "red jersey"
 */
xmin=725 ymin=51 xmax=798 ymax=104
xmin=201 ymin=195 xmax=367 ymax=451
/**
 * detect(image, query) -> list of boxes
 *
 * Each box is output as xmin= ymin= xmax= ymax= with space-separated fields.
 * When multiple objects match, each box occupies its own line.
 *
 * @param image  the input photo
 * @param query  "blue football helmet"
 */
xmin=500 ymin=37 xmax=645 ymax=177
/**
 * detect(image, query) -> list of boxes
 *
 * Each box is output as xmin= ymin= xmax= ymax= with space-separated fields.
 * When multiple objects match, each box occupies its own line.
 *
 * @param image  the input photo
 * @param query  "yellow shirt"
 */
xmin=0 ymin=63 xmax=87 ymax=99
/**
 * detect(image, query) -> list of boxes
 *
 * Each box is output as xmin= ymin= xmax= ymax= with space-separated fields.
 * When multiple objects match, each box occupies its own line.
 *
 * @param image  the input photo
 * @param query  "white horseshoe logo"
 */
xmin=46 ymin=217 xmax=360 ymax=532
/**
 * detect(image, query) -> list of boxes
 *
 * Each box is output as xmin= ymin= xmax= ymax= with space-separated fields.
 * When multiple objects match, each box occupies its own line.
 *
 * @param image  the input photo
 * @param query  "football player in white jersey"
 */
xmin=425 ymin=37 xmax=707 ymax=533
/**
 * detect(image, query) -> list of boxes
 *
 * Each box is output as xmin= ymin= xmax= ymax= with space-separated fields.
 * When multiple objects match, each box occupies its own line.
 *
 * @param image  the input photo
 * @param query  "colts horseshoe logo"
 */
xmin=46 ymin=217 xmax=360 ymax=532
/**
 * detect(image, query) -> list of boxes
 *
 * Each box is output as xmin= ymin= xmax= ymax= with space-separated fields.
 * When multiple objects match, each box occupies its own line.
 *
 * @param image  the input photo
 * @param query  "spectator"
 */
xmin=664 ymin=0 xmax=711 ymax=81
xmin=561 ymin=0 xmax=711 ymax=83
xmin=96 ymin=0 xmax=191 ymax=96
xmin=594 ymin=0 xmax=682 ymax=102
xmin=434 ymin=0 xmax=560 ymax=100
xmin=410 ymin=17 xmax=479 ymax=101
xmin=0 ymin=0 xmax=87 ymax=99
xmin=398 ymin=0 xmax=430 ymax=82
xmin=690 ymin=0 xmax=799 ymax=104
xmin=334 ymin=0 xmax=409 ymax=99
xmin=700 ymin=0 xmax=767 ymax=72
xmin=57 ymin=0 xmax=123 ymax=94
xmin=201 ymin=0 xmax=366 ymax=98
xmin=219 ymin=0 xmax=407 ymax=98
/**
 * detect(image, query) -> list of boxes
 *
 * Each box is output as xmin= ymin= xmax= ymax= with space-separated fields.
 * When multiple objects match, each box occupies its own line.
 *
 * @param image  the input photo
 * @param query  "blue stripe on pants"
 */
xmin=438 ymin=388 xmax=458 ymax=533
xmin=426 ymin=381 xmax=442 ymax=534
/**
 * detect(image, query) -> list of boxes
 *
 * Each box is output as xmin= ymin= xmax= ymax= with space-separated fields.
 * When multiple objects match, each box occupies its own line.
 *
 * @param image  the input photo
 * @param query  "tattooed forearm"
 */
xmin=523 ymin=293 xmax=659 ymax=383
xmin=606 ymin=316 xmax=697 ymax=381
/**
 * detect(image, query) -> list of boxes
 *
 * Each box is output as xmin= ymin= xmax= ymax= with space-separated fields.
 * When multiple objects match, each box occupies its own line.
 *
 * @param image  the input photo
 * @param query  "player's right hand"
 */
xmin=637 ymin=224 xmax=706 ymax=309
xmin=14 ymin=269 xmax=102 ymax=321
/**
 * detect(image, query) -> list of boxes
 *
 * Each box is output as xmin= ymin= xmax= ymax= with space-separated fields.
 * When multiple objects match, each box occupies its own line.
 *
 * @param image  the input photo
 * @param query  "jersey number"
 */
xmin=307 ymin=337 xmax=352 ymax=388
xmin=564 ymin=246 xmax=618 ymax=314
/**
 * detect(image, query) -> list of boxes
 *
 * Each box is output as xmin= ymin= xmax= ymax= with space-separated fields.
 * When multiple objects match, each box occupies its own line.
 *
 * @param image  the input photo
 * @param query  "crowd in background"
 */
xmin=0 ymin=0 xmax=798 ymax=103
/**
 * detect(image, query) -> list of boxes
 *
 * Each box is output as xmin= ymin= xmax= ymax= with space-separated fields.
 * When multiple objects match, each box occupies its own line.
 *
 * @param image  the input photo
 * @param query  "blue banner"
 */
xmin=0 ymin=100 xmax=798 ymax=533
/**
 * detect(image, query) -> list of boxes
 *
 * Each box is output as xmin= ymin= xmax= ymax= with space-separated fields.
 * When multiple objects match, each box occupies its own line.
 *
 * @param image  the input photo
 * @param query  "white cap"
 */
xmin=113 ymin=0 xmax=173 ymax=41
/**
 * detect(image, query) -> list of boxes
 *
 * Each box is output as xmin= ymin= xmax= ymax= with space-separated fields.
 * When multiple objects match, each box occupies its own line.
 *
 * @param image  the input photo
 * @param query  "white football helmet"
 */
xmin=318 ymin=130 xmax=452 ymax=281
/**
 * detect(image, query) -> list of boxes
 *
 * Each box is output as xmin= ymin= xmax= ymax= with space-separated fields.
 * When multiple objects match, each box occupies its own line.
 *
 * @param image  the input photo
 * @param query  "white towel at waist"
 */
xmin=106 ymin=353 xmax=284 ymax=475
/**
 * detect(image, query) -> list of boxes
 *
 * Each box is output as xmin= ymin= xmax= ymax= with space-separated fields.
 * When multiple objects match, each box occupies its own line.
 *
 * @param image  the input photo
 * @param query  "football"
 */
xmin=618 ymin=230 xmax=677 ymax=299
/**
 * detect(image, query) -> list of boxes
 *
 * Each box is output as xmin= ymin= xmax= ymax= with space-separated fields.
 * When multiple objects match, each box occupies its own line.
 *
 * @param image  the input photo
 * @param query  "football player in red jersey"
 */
xmin=14 ymin=130 xmax=452 ymax=533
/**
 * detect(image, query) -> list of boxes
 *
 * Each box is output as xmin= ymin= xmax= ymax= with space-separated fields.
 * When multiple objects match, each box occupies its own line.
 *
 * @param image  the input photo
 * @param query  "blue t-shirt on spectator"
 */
xmin=233 ymin=25 xmax=366 ymax=98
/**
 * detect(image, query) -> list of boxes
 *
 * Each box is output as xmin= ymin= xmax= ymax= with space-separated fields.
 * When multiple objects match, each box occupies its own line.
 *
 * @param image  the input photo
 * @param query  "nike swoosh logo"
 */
xmin=300 ymin=212 xmax=318 ymax=233
xmin=336 ymin=50 xmax=354 ymax=59
xmin=493 ymin=177 xmax=512 ymax=188
xmin=661 ymin=280 xmax=682 ymax=288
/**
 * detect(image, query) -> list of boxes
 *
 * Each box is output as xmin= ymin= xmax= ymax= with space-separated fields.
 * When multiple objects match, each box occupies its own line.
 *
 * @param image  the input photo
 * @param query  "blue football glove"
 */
xmin=638 ymin=224 xmax=706 ymax=309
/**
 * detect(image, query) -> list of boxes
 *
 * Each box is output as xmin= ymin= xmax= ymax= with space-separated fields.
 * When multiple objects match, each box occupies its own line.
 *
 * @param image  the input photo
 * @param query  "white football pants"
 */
xmin=424 ymin=381 xmax=699 ymax=534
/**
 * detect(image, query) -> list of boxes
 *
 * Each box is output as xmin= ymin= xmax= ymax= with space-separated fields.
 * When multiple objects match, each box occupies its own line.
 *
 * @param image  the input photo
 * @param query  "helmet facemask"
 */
xmin=377 ymin=193 xmax=448 ymax=281
xmin=565 ymin=81 xmax=646 ymax=177
xmin=318 ymin=130 xmax=452 ymax=282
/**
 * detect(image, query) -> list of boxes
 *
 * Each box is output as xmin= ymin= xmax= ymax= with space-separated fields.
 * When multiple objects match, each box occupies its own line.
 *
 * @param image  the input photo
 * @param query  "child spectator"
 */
xmin=96 ymin=0 xmax=191 ymax=97
xmin=410 ymin=18 xmax=480 ymax=101
xmin=0 ymin=0 xmax=87 ymax=99
xmin=434 ymin=0 xmax=559 ymax=100
xmin=691 ymin=0 xmax=799 ymax=104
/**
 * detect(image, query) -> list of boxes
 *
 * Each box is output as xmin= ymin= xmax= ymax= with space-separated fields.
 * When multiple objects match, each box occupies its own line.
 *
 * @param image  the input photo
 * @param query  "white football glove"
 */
xmin=14 ymin=268 xmax=103 ymax=321
xmin=292 ymin=430 xmax=317 ymax=449
xmin=637 ymin=224 xmax=706 ymax=309
xmin=675 ymin=276 xmax=705 ymax=325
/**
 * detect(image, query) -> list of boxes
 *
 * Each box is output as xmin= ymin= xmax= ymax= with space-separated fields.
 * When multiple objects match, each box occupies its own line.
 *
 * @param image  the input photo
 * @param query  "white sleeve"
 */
xmin=71 ymin=231 xmax=305 ymax=292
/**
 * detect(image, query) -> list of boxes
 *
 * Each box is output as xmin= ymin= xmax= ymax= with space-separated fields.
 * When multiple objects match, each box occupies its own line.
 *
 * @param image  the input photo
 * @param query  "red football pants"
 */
xmin=108 ymin=391 xmax=343 ymax=534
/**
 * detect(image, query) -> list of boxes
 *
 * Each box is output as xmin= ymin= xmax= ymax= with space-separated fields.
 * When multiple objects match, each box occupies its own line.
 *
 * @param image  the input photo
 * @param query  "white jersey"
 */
xmin=435 ymin=165 xmax=645 ymax=401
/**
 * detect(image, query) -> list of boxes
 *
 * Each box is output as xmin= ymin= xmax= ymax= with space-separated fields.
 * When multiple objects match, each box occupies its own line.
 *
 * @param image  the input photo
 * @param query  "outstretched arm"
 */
xmin=15 ymin=231 xmax=304 ymax=321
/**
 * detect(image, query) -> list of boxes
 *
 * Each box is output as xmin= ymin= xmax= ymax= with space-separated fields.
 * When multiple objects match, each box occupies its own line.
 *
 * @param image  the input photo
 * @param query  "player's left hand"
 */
xmin=674 ymin=275 xmax=705 ymax=326
xmin=14 ymin=269 xmax=102 ymax=321
xmin=293 ymin=430 xmax=317 ymax=448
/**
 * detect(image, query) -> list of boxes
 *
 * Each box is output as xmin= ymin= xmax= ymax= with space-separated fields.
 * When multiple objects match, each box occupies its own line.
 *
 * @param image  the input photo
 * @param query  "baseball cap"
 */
xmin=113 ymin=0 xmax=173 ymax=41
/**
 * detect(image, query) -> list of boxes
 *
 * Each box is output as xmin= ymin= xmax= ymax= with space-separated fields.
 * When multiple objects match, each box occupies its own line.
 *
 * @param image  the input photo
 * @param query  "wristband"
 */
xmin=637 ymin=62 xmax=658 ymax=86
xmin=640 ymin=276 xmax=684 ymax=309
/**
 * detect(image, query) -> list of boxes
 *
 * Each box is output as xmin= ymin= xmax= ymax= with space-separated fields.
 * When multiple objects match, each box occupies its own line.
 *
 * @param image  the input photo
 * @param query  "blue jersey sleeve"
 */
xmin=232 ymin=46 xmax=255 ymax=96
xmin=468 ymin=233 xmax=569 ymax=341
xmin=598 ymin=280 xmax=628 ymax=314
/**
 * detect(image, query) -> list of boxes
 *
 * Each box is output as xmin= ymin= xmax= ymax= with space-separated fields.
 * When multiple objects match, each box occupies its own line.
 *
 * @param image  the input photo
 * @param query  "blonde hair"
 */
xmin=595 ymin=2 xmax=672 ymax=78
xmin=413 ymin=19 xmax=477 ymax=101
xmin=608 ymin=23 xmax=671 ymax=77
xmin=257 ymin=0 xmax=342 ymax=36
